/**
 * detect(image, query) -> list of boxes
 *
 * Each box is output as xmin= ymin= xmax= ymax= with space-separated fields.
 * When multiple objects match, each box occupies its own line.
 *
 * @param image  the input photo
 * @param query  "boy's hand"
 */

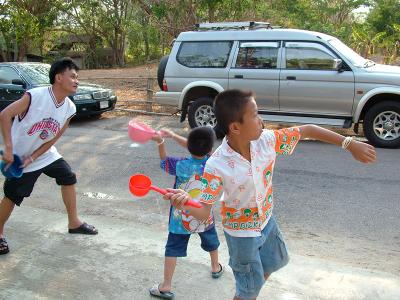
xmin=159 ymin=128 xmax=175 ymax=138
xmin=163 ymin=188 xmax=191 ymax=210
xmin=347 ymin=140 xmax=377 ymax=163
xmin=151 ymin=132 xmax=163 ymax=143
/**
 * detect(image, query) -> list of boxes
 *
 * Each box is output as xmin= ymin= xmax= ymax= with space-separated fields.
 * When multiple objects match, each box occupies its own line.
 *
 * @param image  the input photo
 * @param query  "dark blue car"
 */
xmin=0 ymin=62 xmax=117 ymax=117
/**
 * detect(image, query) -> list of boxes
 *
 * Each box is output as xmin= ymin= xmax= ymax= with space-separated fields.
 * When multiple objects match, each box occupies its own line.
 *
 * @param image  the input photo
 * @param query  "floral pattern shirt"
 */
xmin=199 ymin=128 xmax=301 ymax=237
xmin=161 ymin=155 xmax=214 ymax=234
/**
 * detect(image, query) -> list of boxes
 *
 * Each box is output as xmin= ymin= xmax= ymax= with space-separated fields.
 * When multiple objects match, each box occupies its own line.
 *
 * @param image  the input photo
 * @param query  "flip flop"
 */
xmin=149 ymin=284 xmax=174 ymax=299
xmin=68 ymin=222 xmax=98 ymax=235
xmin=211 ymin=263 xmax=224 ymax=279
xmin=0 ymin=237 xmax=9 ymax=255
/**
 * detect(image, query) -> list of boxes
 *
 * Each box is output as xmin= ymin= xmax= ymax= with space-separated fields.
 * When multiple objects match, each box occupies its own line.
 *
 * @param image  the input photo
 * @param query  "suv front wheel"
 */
xmin=364 ymin=101 xmax=400 ymax=148
xmin=188 ymin=97 xmax=217 ymax=128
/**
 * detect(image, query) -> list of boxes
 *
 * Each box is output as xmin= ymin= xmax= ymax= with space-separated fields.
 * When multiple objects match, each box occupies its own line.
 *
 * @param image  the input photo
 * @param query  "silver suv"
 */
xmin=156 ymin=21 xmax=400 ymax=148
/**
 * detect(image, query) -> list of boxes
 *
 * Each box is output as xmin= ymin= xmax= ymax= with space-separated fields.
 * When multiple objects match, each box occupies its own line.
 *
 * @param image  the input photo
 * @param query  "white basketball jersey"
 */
xmin=11 ymin=86 xmax=76 ymax=173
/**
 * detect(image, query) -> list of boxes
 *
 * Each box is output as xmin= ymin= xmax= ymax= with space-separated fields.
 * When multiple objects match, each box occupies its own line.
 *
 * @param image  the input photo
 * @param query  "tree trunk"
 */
xmin=113 ymin=30 xmax=125 ymax=67
xmin=143 ymin=27 xmax=149 ymax=60
xmin=208 ymin=4 xmax=215 ymax=22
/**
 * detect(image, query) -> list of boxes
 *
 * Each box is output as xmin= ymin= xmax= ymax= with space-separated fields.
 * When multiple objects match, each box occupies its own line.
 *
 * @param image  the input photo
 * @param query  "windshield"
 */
xmin=328 ymin=38 xmax=368 ymax=67
xmin=18 ymin=64 xmax=50 ymax=85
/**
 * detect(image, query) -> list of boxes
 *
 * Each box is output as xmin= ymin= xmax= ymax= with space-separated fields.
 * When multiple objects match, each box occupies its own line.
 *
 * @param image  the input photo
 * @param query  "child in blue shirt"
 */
xmin=149 ymin=126 xmax=223 ymax=299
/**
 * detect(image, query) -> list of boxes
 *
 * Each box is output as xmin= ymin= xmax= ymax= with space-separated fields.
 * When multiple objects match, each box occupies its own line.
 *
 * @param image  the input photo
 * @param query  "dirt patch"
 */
xmin=78 ymin=63 xmax=177 ymax=114
xmin=78 ymin=63 xmax=158 ymax=100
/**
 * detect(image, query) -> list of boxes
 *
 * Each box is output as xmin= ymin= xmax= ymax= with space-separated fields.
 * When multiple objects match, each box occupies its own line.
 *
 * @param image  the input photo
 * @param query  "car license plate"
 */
xmin=100 ymin=101 xmax=109 ymax=109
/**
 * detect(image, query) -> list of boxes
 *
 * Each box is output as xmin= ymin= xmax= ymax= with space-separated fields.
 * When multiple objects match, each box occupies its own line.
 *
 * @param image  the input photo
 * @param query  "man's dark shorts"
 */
xmin=3 ymin=158 xmax=77 ymax=206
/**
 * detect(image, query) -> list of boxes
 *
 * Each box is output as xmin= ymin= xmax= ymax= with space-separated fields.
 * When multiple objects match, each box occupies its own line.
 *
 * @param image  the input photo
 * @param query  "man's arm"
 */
xmin=0 ymin=93 xmax=31 ymax=163
xmin=299 ymin=124 xmax=377 ymax=163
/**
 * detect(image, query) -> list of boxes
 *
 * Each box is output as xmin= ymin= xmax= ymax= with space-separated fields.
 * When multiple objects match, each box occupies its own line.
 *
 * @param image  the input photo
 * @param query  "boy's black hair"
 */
xmin=187 ymin=126 xmax=216 ymax=157
xmin=49 ymin=57 xmax=79 ymax=84
xmin=214 ymin=89 xmax=255 ymax=135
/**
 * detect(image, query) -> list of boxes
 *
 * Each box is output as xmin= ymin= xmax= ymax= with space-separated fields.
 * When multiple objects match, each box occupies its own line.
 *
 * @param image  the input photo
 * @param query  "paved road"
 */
xmin=0 ymin=113 xmax=399 ymax=300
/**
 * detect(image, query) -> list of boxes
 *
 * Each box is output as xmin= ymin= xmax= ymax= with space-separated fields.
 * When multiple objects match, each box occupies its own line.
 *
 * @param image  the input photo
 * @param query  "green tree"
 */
xmin=57 ymin=0 xmax=135 ymax=67
xmin=366 ymin=0 xmax=400 ymax=63
xmin=0 ymin=0 xmax=57 ymax=61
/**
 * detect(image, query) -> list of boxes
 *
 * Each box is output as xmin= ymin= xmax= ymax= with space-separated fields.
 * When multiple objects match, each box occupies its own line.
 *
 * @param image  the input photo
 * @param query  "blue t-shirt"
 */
xmin=161 ymin=155 xmax=214 ymax=234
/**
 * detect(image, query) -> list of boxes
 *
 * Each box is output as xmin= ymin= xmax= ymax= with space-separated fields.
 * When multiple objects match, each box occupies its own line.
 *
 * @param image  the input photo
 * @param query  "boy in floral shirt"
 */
xmin=164 ymin=89 xmax=376 ymax=300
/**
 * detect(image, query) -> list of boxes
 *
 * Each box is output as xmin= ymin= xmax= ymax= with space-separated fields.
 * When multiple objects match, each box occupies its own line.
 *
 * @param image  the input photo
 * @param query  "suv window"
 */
xmin=177 ymin=41 xmax=232 ymax=68
xmin=285 ymin=42 xmax=337 ymax=70
xmin=0 ymin=67 xmax=21 ymax=84
xmin=235 ymin=42 xmax=279 ymax=69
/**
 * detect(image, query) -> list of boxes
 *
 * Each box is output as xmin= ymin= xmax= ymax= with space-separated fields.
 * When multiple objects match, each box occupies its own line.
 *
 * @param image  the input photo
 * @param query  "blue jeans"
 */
xmin=224 ymin=216 xmax=289 ymax=300
xmin=165 ymin=226 xmax=220 ymax=257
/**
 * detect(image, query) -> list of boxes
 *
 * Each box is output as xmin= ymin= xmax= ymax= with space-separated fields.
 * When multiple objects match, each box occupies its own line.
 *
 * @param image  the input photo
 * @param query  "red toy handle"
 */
xmin=150 ymin=186 xmax=202 ymax=208
xmin=150 ymin=185 xmax=167 ymax=195
xmin=185 ymin=200 xmax=202 ymax=208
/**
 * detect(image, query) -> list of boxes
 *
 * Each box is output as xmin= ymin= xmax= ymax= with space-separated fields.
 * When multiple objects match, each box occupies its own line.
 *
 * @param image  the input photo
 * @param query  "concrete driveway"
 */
xmin=0 ymin=113 xmax=399 ymax=300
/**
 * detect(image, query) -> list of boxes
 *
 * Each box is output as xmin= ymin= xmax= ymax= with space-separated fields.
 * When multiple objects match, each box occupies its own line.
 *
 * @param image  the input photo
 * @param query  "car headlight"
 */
xmin=74 ymin=94 xmax=92 ymax=101
xmin=109 ymin=90 xmax=116 ymax=97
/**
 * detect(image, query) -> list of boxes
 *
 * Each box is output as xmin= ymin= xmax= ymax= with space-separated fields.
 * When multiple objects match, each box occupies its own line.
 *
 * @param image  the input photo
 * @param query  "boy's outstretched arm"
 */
xmin=160 ymin=128 xmax=188 ymax=148
xmin=299 ymin=124 xmax=377 ymax=163
xmin=151 ymin=132 xmax=167 ymax=160
xmin=163 ymin=188 xmax=212 ymax=221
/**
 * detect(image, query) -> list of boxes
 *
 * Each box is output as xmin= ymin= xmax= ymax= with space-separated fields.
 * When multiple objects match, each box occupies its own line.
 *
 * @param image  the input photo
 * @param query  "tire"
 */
xmin=363 ymin=101 xmax=400 ymax=148
xmin=188 ymin=97 xmax=225 ymax=139
xmin=157 ymin=55 xmax=169 ymax=90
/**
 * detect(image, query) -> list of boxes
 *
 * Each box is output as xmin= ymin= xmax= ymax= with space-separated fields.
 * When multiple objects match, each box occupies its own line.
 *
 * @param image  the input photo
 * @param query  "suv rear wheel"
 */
xmin=157 ymin=55 xmax=169 ymax=90
xmin=187 ymin=97 xmax=225 ymax=139
xmin=188 ymin=97 xmax=216 ymax=128
xmin=364 ymin=101 xmax=400 ymax=148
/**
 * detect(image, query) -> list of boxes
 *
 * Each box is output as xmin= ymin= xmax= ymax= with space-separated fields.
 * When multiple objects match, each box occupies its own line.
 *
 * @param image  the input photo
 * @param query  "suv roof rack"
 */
xmin=195 ymin=21 xmax=273 ymax=31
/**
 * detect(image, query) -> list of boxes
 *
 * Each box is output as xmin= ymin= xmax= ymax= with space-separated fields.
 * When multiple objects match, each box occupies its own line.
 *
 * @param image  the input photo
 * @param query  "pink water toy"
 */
xmin=128 ymin=120 xmax=165 ymax=143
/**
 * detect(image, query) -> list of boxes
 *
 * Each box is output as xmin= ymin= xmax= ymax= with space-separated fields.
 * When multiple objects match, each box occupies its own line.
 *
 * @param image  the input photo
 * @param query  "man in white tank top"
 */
xmin=0 ymin=58 xmax=97 ymax=255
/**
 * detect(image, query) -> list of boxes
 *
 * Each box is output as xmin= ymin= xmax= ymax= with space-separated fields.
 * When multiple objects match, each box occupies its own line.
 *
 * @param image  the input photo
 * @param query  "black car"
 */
xmin=0 ymin=62 xmax=117 ymax=116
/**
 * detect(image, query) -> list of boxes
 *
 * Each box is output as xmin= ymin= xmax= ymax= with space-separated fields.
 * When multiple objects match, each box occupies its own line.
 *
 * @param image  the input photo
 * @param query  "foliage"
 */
xmin=0 ymin=0 xmax=58 ymax=61
xmin=0 ymin=0 xmax=398 ymax=66
xmin=366 ymin=0 xmax=400 ymax=63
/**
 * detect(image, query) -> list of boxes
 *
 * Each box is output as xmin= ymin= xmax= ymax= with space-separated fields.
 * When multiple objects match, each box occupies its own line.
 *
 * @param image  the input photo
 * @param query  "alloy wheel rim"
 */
xmin=373 ymin=110 xmax=400 ymax=141
xmin=194 ymin=105 xmax=217 ymax=127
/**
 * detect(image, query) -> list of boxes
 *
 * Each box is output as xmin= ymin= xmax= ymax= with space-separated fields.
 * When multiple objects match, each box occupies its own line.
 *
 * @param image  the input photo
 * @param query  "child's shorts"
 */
xmin=3 ymin=158 xmax=77 ymax=206
xmin=224 ymin=216 xmax=289 ymax=300
xmin=165 ymin=226 xmax=220 ymax=257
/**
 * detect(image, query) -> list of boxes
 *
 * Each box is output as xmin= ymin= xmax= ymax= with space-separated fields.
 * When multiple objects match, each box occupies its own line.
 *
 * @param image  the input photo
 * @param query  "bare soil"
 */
xmin=78 ymin=63 xmax=177 ymax=115
xmin=79 ymin=63 xmax=158 ymax=101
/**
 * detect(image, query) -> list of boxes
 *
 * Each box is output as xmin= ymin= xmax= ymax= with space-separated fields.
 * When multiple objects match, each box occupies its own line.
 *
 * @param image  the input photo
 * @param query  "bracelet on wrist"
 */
xmin=341 ymin=136 xmax=353 ymax=149
xmin=157 ymin=138 xmax=165 ymax=146
xmin=29 ymin=155 xmax=34 ymax=163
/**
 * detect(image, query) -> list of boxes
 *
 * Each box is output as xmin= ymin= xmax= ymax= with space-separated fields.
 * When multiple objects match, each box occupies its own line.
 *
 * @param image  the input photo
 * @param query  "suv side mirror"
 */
xmin=11 ymin=79 xmax=26 ymax=88
xmin=333 ymin=59 xmax=343 ymax=72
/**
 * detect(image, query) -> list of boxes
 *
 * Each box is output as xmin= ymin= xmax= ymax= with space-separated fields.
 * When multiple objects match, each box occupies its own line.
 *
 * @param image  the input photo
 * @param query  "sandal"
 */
xmin=68 ymin=222 xmax=98 ymax=235
xmin=211 ymin=263 xmax=224 ymax=279
xmin=0 ymin=237 xmax=9 ymax=255
xmin=149 ymin=284 xmax=174 ymax=299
